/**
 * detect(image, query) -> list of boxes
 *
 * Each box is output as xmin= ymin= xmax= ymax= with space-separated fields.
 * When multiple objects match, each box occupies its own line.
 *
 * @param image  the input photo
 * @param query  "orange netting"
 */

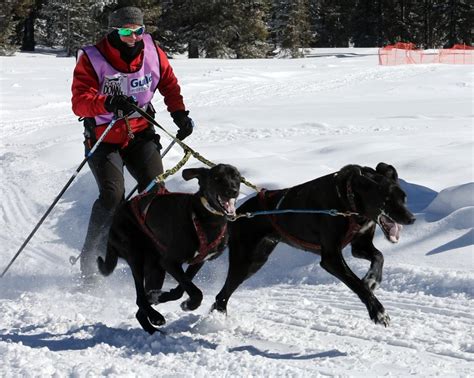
xmin=378 ymin=43 xmax=473 ymax=65
xmin=439 ymin=44 xmax=474 ymax=64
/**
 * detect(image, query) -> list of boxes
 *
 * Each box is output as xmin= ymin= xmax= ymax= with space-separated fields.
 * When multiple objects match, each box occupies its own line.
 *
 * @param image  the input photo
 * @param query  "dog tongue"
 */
xmin=389 ymin=223 xmax=403 ymax=243
xmin=223 ymin=198 xmax=236 ymax=216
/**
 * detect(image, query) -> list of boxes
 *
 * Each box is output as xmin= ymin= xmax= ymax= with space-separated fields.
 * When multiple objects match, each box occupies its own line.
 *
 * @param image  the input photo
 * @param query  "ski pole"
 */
xmin=1 ymin=117 xmax=120 ymax=278
xmin=124 ymin=139 xmax=177 ymax=201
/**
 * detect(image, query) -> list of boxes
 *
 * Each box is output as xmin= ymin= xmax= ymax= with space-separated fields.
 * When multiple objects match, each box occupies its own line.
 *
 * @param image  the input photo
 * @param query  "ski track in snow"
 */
xmin=0 ymin=50 xmax=472 ymax=376
xmin=0 ymin=281 xmax=472 ymax=376
xmin=184 ymin=64 xmax=434 ymax=108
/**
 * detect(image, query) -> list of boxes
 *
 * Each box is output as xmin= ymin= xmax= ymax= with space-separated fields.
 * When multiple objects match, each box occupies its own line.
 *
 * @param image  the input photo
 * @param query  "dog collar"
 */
xmin=334 ymin=173 xmax=357 ymax=213
xmin=200 ymin=196 xmax=225 ymax=216
xmin=345 ymin=180 xmax=357 ymax=212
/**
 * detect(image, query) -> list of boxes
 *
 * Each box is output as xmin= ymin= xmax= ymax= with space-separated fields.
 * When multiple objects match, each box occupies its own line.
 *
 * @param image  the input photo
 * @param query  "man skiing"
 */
xmin=71 ymin=6 xmax=194 ymax=284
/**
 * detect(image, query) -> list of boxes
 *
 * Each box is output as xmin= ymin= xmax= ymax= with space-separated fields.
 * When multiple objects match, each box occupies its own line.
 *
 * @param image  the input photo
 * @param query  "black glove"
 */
xmin=171 ymin=110 xmax=194 ymax=141
xmin=104 ymin=95 xmax=138 ymax=118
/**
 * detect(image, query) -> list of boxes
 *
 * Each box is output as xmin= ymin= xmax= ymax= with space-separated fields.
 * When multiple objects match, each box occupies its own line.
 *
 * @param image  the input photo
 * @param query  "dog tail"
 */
xmin=97 ymin=244 xmax=118 ymax=276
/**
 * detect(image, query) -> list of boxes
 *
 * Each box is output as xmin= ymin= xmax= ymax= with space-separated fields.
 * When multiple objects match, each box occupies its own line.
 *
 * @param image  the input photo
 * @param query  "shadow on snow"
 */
xmin=426 ymin=228 xmax=474 ymax=255
xmin=228 ymin=345 xmax=347 ymax=360
xmin=0 ymin=322 xmax=217 ymax=354
xmin=0 ymin=322 xmax=346 ymax=360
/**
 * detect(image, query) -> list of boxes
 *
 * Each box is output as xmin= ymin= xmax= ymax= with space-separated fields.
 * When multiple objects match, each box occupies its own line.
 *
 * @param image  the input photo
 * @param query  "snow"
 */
xmin=0 ymin=48 xmax=473 ymax=376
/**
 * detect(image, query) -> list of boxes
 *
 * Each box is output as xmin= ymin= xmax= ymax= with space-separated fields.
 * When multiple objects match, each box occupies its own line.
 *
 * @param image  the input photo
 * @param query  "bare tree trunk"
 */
xmin=21 ymin=11 xmax=35 ymax=51
xmin=66 ymin=0 xmax=72 ymax=56
xmin=188 ymin=40 xmax=199 ymax=58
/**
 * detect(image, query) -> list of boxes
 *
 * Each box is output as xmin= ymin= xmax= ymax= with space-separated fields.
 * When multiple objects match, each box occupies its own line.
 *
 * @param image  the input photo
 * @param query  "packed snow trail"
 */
xmin=0 ymin=49 xmax=472 ymax=376
xmin=0 ymin=277 xmax=472 ymax=376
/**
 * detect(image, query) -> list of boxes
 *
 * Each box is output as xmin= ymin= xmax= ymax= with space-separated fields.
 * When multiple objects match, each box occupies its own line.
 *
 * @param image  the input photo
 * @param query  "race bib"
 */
xmin=102 ymin=74 xmax=128 ymax=95
xmin=129 ymin=73 xmax=153 ymax=94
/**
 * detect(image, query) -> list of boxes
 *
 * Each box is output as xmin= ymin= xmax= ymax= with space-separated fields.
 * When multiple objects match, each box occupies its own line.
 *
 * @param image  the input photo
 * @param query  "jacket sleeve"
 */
xmin=71 ymin=52 xmax=109 ymax=118
xmin=155 ymin=45 xmax=186 ymax=113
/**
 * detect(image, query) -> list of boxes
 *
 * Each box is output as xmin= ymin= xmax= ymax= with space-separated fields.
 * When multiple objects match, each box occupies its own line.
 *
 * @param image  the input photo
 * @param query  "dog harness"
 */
xmin=129 ymin=189 xmax=227 ymax=265
xmin=258 ymin=189 xmax=362 ymax=251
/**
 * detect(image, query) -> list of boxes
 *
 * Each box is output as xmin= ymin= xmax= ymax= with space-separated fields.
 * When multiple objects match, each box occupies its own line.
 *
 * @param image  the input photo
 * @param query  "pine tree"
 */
xmin=410 ymin=0 xmax=435 ymax=47
xmin=227 ymin=0 xmax=271 ymax=58
xmin=158 ymin=0 xmax=270 ymax=59
xmin=0 ymin=0 xmax=34 ymax=55
xmin=350 ymin=0 xmax=380 ymax=47
xmin=157 ymin=0 xmax=208 ymax=57
xmin=272 ymin=0 xmax=312 ymax=57
xmin=36 ymin=0 xmax=113 ymax=55
xmin=390 ymin=0 xmax=418 ymax=44
xmin=20 ymin=0 xmax=44 ymax=51
xmin=437 ymin=0 xmax=472 ymax=47
xmin=312 ymin=0 xmax=351 ymax=47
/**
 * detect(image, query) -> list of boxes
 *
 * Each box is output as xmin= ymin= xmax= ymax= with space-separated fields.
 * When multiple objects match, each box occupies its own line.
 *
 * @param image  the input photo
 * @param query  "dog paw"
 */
xmin=181 ymin=298 xmax=202 ymax=311
xmin=149 ymin=312 xmax=166 ymax=327
xmin=374 ymin=311 xmax=390 ymax=327
xmin=368 ymin=298 xmax=389 ymax=327
xmin=210 ymin=302 xmax=227 ymax=314
xmin=136 ymin=310 xmax=163 ymax=335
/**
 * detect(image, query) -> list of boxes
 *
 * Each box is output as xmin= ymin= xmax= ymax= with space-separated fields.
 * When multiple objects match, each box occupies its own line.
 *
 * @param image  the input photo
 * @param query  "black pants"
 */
xmin=80 ymin=127 xmax=163 ymax=278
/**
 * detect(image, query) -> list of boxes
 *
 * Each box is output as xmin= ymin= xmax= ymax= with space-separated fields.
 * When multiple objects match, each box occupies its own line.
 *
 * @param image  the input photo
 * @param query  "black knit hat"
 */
xmin=108 ymin=6 xmax=144 ymax=28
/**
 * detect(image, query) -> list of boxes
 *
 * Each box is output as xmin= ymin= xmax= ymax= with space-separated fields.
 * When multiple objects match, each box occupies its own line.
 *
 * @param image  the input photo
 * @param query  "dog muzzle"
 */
xmin=377 ymin=211 xmax=403 ymax=243
xmin=200 ymin=196 xmax=237 ymax=217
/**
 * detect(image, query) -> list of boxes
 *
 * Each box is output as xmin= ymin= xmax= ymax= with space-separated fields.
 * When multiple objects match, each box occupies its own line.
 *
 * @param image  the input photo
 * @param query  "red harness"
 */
xmin=258 ymin=189 xmax=362 ymax=251
xmin=191 ymin=213 xmax=227 ymax=264
xmin=130 ymin=189 xmax=227 ymax=265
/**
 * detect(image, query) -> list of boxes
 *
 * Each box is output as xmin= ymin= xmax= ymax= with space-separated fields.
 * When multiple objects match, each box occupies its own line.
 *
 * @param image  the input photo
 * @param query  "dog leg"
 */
xmin=213 ymin=236 xmax=278 ymax=314
xmin=320 ymin=245 xmax=390 ymax=327
xmin=351 ymin=230 xmax=384 ymax=292
xmin=130 ymin=261 xmax=166 ymax=332
xmin=361 ymin=250 xmax=383 ymax=292
xmin=158 ymin=262 xmax=204 ymax=303
xmin=161 ymin=259 xmax=203 ymax=311
xmin=145 ymin=263 xmax=166 ymax=305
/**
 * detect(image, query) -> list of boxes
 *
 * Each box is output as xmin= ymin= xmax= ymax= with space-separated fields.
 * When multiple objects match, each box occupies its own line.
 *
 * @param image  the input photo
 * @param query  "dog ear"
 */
xmin=337 ymin=165 xmax=362 ymax=184
xmin=376 ymin=162 xmax=398 ymax=182
xmin=182 ymin=168 xmax=208 ymax=181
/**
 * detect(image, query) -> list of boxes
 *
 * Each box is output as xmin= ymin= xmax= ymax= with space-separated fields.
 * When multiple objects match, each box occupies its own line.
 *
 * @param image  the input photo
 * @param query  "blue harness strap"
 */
xmin=258 ymin=189 xmax=361 ymax=250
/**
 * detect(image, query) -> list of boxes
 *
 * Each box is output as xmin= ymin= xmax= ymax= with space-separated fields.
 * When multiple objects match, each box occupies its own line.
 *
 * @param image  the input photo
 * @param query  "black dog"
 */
xmin=212 ymin=163 xmax=415 ymax=326
xmin=97 ymin=164 xmax=241 ymax=334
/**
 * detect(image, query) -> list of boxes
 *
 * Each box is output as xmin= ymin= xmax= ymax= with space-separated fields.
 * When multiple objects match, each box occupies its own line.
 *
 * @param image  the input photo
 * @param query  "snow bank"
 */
xmin=424 ymin=182 xmax=474 ymax=220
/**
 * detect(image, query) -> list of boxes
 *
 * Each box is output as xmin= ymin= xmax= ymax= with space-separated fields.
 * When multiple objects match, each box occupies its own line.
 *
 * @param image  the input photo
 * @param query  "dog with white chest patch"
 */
xmin=98 ymin=164 xmax=241 ymax=334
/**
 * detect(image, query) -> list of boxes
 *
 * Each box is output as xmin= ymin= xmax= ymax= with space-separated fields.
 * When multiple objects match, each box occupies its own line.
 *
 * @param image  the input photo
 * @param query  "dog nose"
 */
xmin=408 ymin=215 xmax=416 ymax=225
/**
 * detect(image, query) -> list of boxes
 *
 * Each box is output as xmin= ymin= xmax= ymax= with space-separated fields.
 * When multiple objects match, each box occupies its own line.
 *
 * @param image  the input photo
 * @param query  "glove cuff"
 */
xmin=171 ymin=110 xmax=189 ymax=123
xmin=104 ymin=96 xmax=114 ymax=113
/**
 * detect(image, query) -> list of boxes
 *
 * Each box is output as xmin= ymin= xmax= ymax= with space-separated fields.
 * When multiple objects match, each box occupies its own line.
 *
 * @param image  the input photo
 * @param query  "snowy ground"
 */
xmin=0 ymin=48 xmax=472 ymax=376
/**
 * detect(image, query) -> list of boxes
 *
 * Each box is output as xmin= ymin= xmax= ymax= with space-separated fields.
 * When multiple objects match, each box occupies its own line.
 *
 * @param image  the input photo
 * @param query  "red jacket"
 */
xmin=71 ymin=35 xmax=185 ymax=146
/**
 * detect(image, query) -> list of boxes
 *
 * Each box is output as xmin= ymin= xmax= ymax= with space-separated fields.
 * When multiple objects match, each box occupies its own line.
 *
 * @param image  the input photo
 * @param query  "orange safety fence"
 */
xmin=379 ymin=43 xmax=473 ymax=65
xmin=439 ymin=44 xmax=474 ymax=65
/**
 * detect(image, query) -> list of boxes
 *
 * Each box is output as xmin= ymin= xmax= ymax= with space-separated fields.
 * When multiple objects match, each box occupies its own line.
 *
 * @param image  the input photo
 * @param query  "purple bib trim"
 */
xmin=82 ymin=34 xmax=160 ymax=125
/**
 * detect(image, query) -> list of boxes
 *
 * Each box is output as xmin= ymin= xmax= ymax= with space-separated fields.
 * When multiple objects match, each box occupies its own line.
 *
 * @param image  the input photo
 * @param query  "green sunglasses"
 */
xmin=115 ymin=26 xmax=145 ymax=37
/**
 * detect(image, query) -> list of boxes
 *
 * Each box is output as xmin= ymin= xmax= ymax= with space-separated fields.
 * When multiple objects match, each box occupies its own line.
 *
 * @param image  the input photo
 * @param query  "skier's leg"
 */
xmin=81 ymin=143 xmax=124 ymax=283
